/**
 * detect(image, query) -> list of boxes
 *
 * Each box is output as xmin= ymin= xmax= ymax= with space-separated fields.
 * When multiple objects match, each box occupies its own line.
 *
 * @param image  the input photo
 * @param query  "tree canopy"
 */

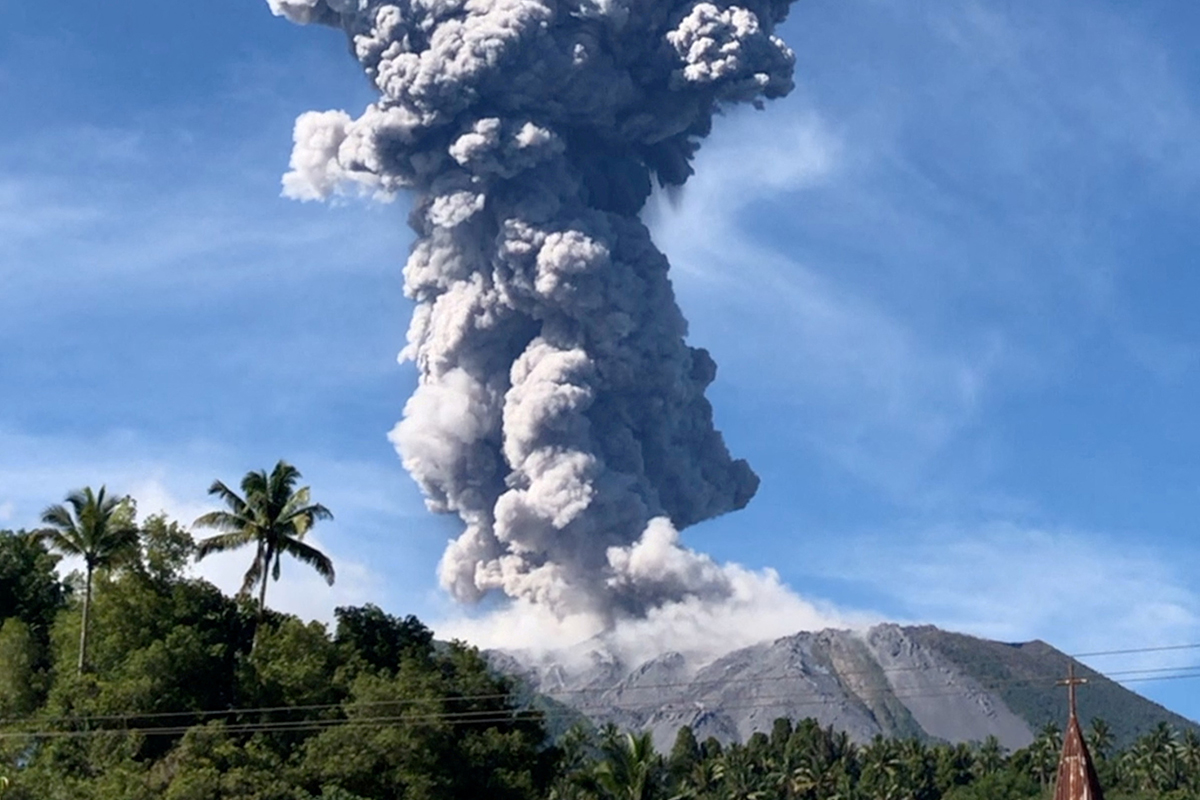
xmin=38 ymin=486 xmax=140 ymax=673
xmin=194 ymin=461 xmax=335 ymax=629
xmin=2 ymin=482 xmax=1198 ymax=800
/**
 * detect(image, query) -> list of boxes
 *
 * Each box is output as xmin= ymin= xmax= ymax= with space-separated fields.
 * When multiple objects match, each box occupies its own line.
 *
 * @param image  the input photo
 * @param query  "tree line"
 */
xmin=548 ymin=715 xmax=1200 ymax=800
xmin=2 ymin=465 xmax=1199 ymax=799
xmin=0 ymin=461 xmax=547 ymax=799
xmin=32 ymin=461 xmax=334 ymax=676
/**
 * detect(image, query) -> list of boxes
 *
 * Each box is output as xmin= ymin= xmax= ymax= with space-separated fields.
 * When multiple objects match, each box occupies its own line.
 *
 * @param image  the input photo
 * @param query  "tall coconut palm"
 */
xmin=193 ymin=461 xmax=334 ymax=632
xmin=583 ymin=731 xmax=665 ymax=800
xmin=38 ymin=486 xmax=140 ymax=674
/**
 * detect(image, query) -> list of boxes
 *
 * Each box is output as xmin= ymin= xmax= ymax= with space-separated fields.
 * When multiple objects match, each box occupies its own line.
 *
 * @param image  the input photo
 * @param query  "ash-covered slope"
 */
xmin=500 ymin=624 xmax=1196 ymax=750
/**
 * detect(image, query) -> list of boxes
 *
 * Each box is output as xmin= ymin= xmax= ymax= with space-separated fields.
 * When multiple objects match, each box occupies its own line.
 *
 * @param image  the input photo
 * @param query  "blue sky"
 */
xmin=4 ymin=0 xmax=1200 ymax=720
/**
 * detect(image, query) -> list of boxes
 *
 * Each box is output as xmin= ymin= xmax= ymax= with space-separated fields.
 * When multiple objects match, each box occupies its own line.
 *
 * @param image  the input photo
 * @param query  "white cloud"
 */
xmin=811 ymin=522 xmax=1200 ymax=673
xmin=0 ymin=178 xmax=101 ymax=244
xmin=436 ymin=559 xmax=874 ymax=668
xmin=191 ymin=532 xmax=379 ymax=627
xmin=0 ymin=428 xmax=414 ymax=625
xmin=645 ymin=110 xmax=998 ymax=499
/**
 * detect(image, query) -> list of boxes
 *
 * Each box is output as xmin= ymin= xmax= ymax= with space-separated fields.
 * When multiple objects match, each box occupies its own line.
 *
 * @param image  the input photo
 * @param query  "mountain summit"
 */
xmin=497 ymin=624 xmax=1196 ymax=750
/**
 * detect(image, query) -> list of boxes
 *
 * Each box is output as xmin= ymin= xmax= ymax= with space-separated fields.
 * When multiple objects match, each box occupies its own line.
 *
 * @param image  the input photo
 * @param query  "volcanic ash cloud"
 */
xmin=270 ymin=0 xmax=798 ymax=624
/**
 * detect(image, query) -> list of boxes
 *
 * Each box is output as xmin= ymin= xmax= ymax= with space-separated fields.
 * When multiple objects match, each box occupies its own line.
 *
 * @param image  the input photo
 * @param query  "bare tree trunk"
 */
xmin=258 ymin=560 xmax=269 ymax=621
xmin=78 ymin=564 xmax=92 ymax=674
xmin=251 ymin=549 xmax=271 ymax=655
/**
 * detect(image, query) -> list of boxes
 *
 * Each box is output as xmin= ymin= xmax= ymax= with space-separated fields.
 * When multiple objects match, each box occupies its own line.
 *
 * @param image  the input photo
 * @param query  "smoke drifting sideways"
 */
xmin=269 ymin=0 xmax=826 ymax=653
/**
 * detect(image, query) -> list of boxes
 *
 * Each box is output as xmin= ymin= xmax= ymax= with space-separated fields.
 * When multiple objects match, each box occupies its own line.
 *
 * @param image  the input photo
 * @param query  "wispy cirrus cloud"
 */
xmin=646 ymin=109 xmax=1001 ymax=505
xmin=799 ymin=519 xmax=1200 ymax=717
xmin=810 ymin=521 xmax=1200 ymax=666
xmin=649 ymin=0 xmax=1200 ymax=515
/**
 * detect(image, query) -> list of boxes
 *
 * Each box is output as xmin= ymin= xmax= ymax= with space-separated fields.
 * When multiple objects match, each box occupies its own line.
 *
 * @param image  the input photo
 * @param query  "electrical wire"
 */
xmin=1071 ymin=643 xmax=1200 ymax=658
xmin=12 ymin=639 xmax=1200 ymax=730
xmin=4 ymin=664 xmax=1199 ymax=740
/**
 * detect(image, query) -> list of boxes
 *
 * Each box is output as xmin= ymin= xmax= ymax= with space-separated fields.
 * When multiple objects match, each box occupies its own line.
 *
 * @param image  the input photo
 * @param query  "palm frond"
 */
xmin=40 ymin=503 xmax=78 ymax=532
xmin=279 ymin=537 xmax=335 ymax=585
xmin=200 ymin=463 xmax=335 ymax=608
xmin=95 ymin=487 xmax=124 ymax=516
xmin=193 ymin=509 xmax=252 ymax=533
xmin=270 ymin=461 xmax=302 ymax=492
xmin=40 ymin=486 xmax=139 ymax=568
xmin=205 ymin=480 xmax=247 ymax=516
xmin=97 ymin=526 xmax=141 ymax=570
xmin=281 ymin=501 xmax=334 ymax=537
xmin=196 ymin=529 xmax=258 ymax=559
xmin=35 ymin=526 xmax=84 ymax=556
xmin=268 ymin=461 xmax=302 ymax=520
xmin=63 ymin=487 xmax=94 ymax=519
xmin=240 ymin=469 xmax=270 ymax=502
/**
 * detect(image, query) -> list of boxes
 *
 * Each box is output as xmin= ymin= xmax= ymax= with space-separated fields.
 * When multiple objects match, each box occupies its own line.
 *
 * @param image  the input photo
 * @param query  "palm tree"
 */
xmin=712 ymin=744 xmax=766 ymax=800
xmin=1086 ymin=717 xmax=1113 ymax=761
xmin=1144 ymin=721 xmax=1180 ymax=792
xmin=975 ymin=735 xmax=1006 ymax=777
xmin=1179 ymin=729 xmax=1200 ymax=794
xmin=193 ymin=461 xmax=334 ymax=633
xmin=859 ymin=736 xmax=904 ymax=800
xmin=38 ymin=486 xmax=140 ymax=674
xmin=671 ymin=759 xmax=719 ymax=800
xmin=583 ymin=731 xmax=665 ymax=800
xmin=1029 ymin=721 xmax=1062 ymax=789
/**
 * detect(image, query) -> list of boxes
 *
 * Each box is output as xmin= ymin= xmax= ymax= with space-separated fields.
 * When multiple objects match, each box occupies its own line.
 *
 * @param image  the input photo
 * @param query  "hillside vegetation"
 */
xmin=909 ymin=626 xmax=1197 ymax=749
xmin=3 ymin=509 xmax=1200 ymax=799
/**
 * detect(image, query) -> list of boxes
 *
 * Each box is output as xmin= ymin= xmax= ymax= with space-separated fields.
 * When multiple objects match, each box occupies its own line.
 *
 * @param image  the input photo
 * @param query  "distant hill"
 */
xmin=904 ymin=626 xmax=1194 ymax=748
xmin=496 ymin=623 xmax=1197 ymax=750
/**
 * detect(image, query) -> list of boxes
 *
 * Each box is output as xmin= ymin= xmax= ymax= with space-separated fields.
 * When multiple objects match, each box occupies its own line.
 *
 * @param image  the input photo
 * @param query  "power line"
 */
xmin=1071 ymin=643 xmax=1200 ymax=658
xmin=5 ymin=667 xmax=1199 ymax=741
xmin=13 ymin=638 xmax=1200 ymax=730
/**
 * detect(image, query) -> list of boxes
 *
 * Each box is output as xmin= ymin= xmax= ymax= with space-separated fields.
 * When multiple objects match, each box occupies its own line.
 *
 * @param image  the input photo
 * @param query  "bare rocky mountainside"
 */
xmin=492 ymin=624 xmax=1197 ymax=750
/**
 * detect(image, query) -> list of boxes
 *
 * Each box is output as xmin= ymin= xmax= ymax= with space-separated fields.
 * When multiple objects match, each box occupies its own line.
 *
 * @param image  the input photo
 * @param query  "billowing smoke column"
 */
xmin=270 ymin=0 xmax=796 ymax=623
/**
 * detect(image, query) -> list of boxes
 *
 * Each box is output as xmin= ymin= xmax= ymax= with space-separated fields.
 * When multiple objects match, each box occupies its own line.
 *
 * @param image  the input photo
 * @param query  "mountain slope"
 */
xmin=501 ymin=624 xmax=1197 ymax=750
xmin=905 ymin=625 xmax=1192 ymax=749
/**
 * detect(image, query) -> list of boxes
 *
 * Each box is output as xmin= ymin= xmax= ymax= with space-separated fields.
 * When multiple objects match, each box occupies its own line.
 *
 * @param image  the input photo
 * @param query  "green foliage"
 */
xmin=137 ymin=514 xmax=196 ymax=585
xmin=942 ymin=769 xmax=1039 ymax=800
xmin=668 ymin=725 xmax=701 ymax=784
xmin=193 ymin=461 xmax=335 ymax=630
xmin=38 ymin=486 xmax=141 ymax=674
xmin=0 ymin=529 xmax=65 ymax=635
xmin=8 ymin=486 xmax=1200 ymax=800
xmin=248 ymin=618 xmax=342 ymax=711
xmin=332 ymin=604 xmax=434 ymax=676
xmin=592 ymin=716 xmax=1200 ymax=800
xmin=0 ymin=618 xmax=38 ymax=717
xmin=1 ymin=496 xmax=552 ymax=800
xmin=578 ymin=731 xmax=665 ymax=800
xmin=907 ymin=627 xmax=1200 ymax=748
xmin=151 ymin=722 xmax=304 ymax=800
xmin=38 ymin=488 xmax=140 ymax=571
xmin=300 ymin=642 xmax=548 ymax=800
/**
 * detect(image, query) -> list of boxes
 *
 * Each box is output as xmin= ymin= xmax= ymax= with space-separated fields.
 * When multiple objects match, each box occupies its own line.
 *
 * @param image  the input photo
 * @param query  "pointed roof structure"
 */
xmin=1053 ymin=663 xmax=1105 ymax=800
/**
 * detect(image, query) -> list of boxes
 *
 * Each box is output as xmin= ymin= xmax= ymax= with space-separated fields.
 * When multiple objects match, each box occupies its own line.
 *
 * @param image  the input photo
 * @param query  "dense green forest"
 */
xmin=2 ymin=482 xmax=1200 ymax=799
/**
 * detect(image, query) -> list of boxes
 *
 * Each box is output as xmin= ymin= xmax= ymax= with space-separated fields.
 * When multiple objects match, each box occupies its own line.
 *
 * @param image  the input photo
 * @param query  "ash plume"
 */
xmin=269 ymin=0 xmax=797 ymax=623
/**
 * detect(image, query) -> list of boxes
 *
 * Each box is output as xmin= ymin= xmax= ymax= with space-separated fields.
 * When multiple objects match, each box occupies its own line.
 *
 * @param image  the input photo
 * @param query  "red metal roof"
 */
xmin=1053 ymin=666 xmax=1105 ymax=800
xmin=1053 ymin=713 xmax=1105 ymax=800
